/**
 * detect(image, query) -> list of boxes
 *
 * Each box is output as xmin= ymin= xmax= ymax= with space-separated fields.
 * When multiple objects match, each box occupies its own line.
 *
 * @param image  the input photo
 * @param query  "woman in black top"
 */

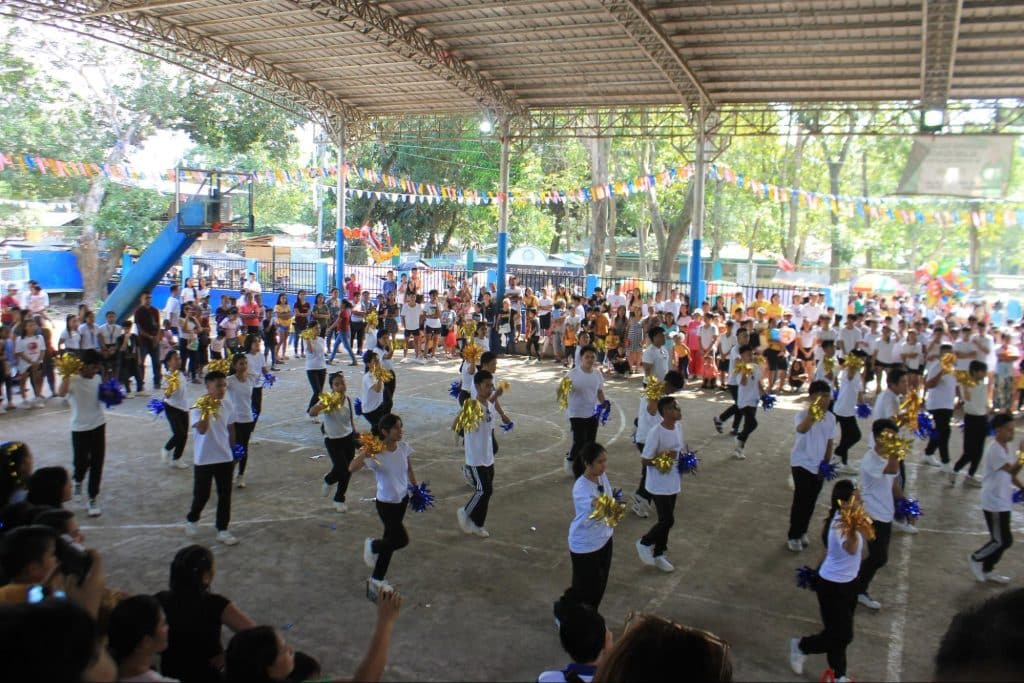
xmin=155 ymin=545 xmax=256 ymax=682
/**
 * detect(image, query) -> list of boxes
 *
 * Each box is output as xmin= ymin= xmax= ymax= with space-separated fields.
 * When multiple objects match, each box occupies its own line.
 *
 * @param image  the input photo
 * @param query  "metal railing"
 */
xmin=256 ymin=260 xmax=317 ymax=294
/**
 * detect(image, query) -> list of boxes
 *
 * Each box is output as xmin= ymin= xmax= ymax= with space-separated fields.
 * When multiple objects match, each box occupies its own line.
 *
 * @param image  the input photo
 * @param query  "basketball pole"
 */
xmin=334 ymin=117 xmax=346 ymax=292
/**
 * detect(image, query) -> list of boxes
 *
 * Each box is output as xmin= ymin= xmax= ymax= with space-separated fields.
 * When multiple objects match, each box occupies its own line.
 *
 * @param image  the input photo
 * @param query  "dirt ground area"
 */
xmin=3 ymin=351 xmax=1021 ymax=681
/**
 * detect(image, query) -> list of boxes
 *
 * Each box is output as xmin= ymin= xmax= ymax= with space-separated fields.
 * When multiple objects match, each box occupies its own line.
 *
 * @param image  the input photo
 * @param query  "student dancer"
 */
xmin=968 ymin=413 xmax=1024 ymax=585
xmin=185 ymin=369 xmax=239 ymax=545
xmin=636 ymin=396 xmax=687 ymax=573
xmin=541 ymin=603 xmax=611 ymax=683
xmin=350 ymin=413 xmax=418 ymax=601
xmin=554 ymin=442 xmax=617 ymax=620
xmin=160 ymin=350 xmax=191 ymax=470
xmin=309 ymin=371 xmax=357 ymax=513
xmin=242 ymin=335 xmax=268 ymax=428
xmin=376 ymin=329 xmax=397 ymax=414
xmin=923 ymin=342 xmax=956 ymax=470
xmin=854 ymin=419 xmax=908 ymax=611
xmin=733 ymin=344 xmax=765 ymax=460
xmin=713 ymin=328 xmax=749 ymax=436
xmin=832 ymin=350 xmax=867 ymax=474
xmin=455 ymin=370 xmax=510 ymax=538
xmin=790 ymin=480 xmax=868 ymax=683
xmin=813 ymin=340 xmax=838 ymax=391
xmin=360 ymin=350 xmax=387 ymax=431
xmin=57 ymin=349 xmax=106 ymax=517
xmin=226 ymin=354 xmax=255 ymax=489
xmin=562 ymin=345 xmax=609 ymax=476
xmin=951 ymin=360 xmax=990 ymax=487
xmin=871 ymin=368 xmax=917 ymax=535
xmin=303 ymin=329 xmax=327 ymax=417
xmin=787 ymin=380 xmax=837 ymax=552
xmin=631 ymin=370 xmax=685 ymax=518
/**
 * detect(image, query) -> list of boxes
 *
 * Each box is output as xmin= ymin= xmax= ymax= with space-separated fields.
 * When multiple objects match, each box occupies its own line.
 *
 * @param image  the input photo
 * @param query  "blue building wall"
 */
xmin=7 ymin=250 xmax=83 ymax=291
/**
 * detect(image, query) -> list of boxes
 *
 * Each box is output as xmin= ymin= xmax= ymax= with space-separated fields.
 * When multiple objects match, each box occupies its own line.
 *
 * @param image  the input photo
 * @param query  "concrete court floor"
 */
xmin=3 ymin=354 xmax=1022 ymax=682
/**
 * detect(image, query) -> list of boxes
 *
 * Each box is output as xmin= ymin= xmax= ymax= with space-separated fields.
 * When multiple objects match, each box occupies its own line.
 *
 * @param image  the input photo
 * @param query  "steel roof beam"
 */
xmin=921 ymin=0 xmax=964 ymax=108
xmin=284 ymin=0 xmax=527 ymax=117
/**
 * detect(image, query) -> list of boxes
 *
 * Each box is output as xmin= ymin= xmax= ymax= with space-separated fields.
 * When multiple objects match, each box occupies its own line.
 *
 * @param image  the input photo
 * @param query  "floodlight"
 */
xmin=921 ymin=108 xmax=945 ymax=133
xmin=479 ymin=117 xmax=493 ymax=134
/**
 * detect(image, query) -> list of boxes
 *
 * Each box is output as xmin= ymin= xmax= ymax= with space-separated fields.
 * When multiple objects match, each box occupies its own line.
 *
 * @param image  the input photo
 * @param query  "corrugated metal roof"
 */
xmin=6 ymin=0 xmax=1023 ymax=125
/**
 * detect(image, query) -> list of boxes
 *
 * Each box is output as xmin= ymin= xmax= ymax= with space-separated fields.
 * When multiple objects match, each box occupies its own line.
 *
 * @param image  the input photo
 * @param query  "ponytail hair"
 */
xmin=228 ymin=352 xmax=247 ymax=376
xmin=573 ymin=441 xmax=605 ymax=479
xmin=821 ymin=479 xmax=856 ymax=547
xmin=372 ymin=413 xmax=402 ymax=440
xmin=362 ymin=349 xmax=378 ymax=372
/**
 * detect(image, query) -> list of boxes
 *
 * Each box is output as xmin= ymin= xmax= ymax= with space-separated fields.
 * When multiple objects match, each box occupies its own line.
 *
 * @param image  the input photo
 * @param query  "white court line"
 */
xmin=81 ymin=514 xmax=320 ymax=530
xmin=886 ymin=531 xmax=913 ymax=682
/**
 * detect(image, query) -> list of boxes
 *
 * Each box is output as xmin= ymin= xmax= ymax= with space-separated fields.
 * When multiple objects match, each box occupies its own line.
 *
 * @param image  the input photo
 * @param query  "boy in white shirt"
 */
xmin=733 ymin=343 xmax=764 ymax=459
xmin=832 ymin=350 xmax=867 ymax=473
xmin=968 ymin=414 xmax=1024 ymax=584
xmin=786 ymin=380 xmax=836 ymax=552
xmin=637 ymin=396 xmax=687 ymax=573
xmin=455 ymin=370 xmax=508 ymax=538
xmin=951 ymin=361 xmax=990 ymax=487
xmin=57 ymin=349 xmax=106 ymax=518
xmin=923 ymin=343 xmax=957 ymax=470
xmin=184 ymin=370 xmax=239 ymax=545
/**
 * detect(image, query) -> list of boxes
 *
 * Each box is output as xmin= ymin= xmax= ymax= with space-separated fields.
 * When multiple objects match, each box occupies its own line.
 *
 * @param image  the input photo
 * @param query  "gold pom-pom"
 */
xmin=497 ymin=380 xmax=510 ymax=392
xmin=318 ymin=391 xmax=344 ymax=413
xmin=876 ymin=430 xmax=913 ymax=461
xmin=838 ymin=497 xmax=876 ymax=541
xmin=940 ymin=352 xmax=956 ymax=374
xmin=371 ymin=365 xmax=394 ymax=384
xmin=557 ymin=376 xmax=573 ymax=411
xmin=651 ymin=450 xmax=677 ymax=474
xmin=55 ymin=354 xmax=84 ymax=378
xmin=193 ymin=394 xmax=221 ymax=420
xmin=300 ymin=327 xmax=319 ymax=342
xmin=843 ymin=355 xmax=864 ymax=372
xmin=955 ymin=370 xmax=977 ymax=388
xmin=359 ymin=432 xmax=385 ymax=457
xmin=453 ymin=399 xmax=485 ymax=433
xmin=206 ymin=358 xmax=231 ymax=375
xmin=894 ymin=392 xmax=924 ymax=430
xmin=163 ymin=371 xmax=182 ymax=398
xmin=462 ymin=342 xmax=483 ymax=365
xmin=823 ymin=357 xmax=837 ymax=375
xmin=643 ymin=377 xmax=666 ymax=401
xmin=365 ymin=310 xmax=379 ymax=328
xmin=459 ymin=322 xmax=477 ymax=340
xmin=593 ymin=338 xmax=606 ymax=352
xmin=738 ymin=362 xmax=756 ymax=378
xmin=809 ymin=400 xmax=827 ymax=423
xmin=588 ymin=493 xmax=627 ymax=528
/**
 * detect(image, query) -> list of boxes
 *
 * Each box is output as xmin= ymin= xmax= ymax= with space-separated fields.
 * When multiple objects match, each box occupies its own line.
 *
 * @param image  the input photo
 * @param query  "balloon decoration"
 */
xmin=914 ymin=258 xmax=972 ymax=310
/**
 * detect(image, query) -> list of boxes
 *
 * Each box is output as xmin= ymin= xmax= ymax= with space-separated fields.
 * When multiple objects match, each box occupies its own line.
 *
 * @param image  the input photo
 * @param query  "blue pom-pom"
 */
xmin=796 ymin=565 xmax=819 ymax=590
xmin=760 ymin=394 xmax=777 ymax=411
xmin=895 ymin=497 xmax=922 ymax=520
xmin=677 ymin=449 xmax=700 ymax=475
xmin=1013 ymin=489 xmax=1024 ymax=504
xmin=593 ymin=400 xmax=611 ymax=425
xmin=262 ymin=371 xmax=276 ymax=389
xmin=818 ymin=461 xmax=838 ymax=481
xmin=98 ymin=379 xmax=125 ymax=408
xmin=831 ymin=389 xmax=839 ymax=401
xmin=408 ymin=482 xmax=435 ymax=512
xmin=987 ymin=421 xmax=996 ymax=437
xmin=448 ymin=380 xmax=462 ymax=399
xmin=147 ymin=397 xmax=166 ymax=416
xmin=914 ymin=412 xmax=937 ymax=440
xmin=252 ymin=408 xmax=260 ymax=421
xmin=354 ymin=398 xmax=363 ymax=416
xmin=856 ymin=403 xmax=872 ymax=419
xmin=501 ymin=421 xmax=514 ymax=432
xmin=612 ymin=487 xmax=624 ymax=502
xmin=232 ymin=443 xmax=246 ymax=461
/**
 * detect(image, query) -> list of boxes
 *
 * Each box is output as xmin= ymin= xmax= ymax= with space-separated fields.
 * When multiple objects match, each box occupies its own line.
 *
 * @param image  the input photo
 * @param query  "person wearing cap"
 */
xmin=1 ymin=284 xmax=20 ymax=326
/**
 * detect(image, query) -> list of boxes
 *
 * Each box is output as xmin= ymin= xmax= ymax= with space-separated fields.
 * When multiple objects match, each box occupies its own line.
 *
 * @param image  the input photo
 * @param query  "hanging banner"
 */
xmin=897 ymin=135 xmax=1015 ymax=198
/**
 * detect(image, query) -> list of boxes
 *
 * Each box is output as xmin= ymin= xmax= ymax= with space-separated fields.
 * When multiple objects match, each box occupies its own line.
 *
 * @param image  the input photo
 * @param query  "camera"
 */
xmin=56 ymin=534 xmax=92 ymax=585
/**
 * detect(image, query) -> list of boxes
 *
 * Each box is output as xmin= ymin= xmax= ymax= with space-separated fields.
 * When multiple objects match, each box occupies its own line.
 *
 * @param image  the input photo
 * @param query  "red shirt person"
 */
xmin=238 ymin=292 xmax=263 ymax=334
xmin=1 ymin=284 xmax=20 ymax=325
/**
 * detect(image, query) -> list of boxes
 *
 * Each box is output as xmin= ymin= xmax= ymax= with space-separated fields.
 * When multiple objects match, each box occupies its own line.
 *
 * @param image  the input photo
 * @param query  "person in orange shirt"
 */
xmin=594 ymin=306 xmax=610 ymax=364
xmin=563 ymin=322 xmax=577 ymax=369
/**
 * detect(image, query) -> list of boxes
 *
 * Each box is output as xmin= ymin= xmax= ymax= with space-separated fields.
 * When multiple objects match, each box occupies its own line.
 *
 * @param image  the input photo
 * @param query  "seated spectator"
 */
xmin=0 ymin=525 xmax=60 ymax=604
xmin=108 ymin=594 xmax=176 ymax=682
xmin=0 ymin=501 xmax=46 ymax=532
xmin=155 ymin=545 xmax=256 ymax=681
xmin=27 ymin=465 xmax=72 ymax=508
xmin=593 ymin=613 xmax=733 ymax=683
xmin=224 ymin=589 xmax=402 ymax=683
xmin=539 ymin=602 xmax=612 ymax=682
xmin=33 ymin=507 xmax=85 ymax=545
xmin=0 ymin=599 xmax=117 ymax=681
xmin=935 ymin=587 xmax=1024 ymax=682
xmin=0 ymin=441 xmax=33 ymax=505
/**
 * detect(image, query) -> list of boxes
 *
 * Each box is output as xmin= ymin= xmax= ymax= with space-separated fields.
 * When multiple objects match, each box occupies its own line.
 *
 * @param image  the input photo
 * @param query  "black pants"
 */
xmin=799 ymin=577 xmax=858 ymax=678
xmin=71 ymin=424 xmax=106 ymax=500
xmin=569 ymin=416 xmax=600 ymax=477
xmin=924 ymin=407 xmax=953 ymax=463
xmin=855 ymin=520 xmax=892 ymax=595
xmin=954 ymin=413 xmax=988 ymax=476
xmin=640 ymin=493 xmax=677 ymax=557
xmin=972 ymin=510 xmax=1013 ymax=572
xmin=251 ymin=387 xmax=263 ymax=423
xmin=737 ymin=406 xmax=758 ymax=444
xmin=233 ymin=422 xmax=255 ymax=476
xmin=383 ymin=376 xmax=396 ymax=414
xmin=717 ymin=385 xmax=741 ymax=429
xmin=362 ymin=404 xmax=387 ymax=432
xmin=187 ymin=461 xmax=234 ymax=531
xmin=560 ymin=538 xmax=613 ymax=611
xmin=635 ymin=443 xmax=652 ymax=503
xmin=140 ymin=339 xmax=162 ymax=390
xmin=118 ymin=358 xmax=143 ymax=393
xmin=372 ymin=497 xmax=410 ymax=580
xmin=834 ymin=415 xmax=861 ymax=464
xmin=465 ymin=464 xmax=494 ymax=527
xmin=788 ymin=466 xmax=824 ymax=541
xmin=164 ymin=405 xmax=189 ymax=460
xmin=526 ymin=335 xmax=541 ymax=359
xmin=351 ymin=321 xmax=366 ymax=353
xmin=306 ymin=368 xmax=326 ymax=412
xmin=324 ymin=434 xmax=357 ymax=502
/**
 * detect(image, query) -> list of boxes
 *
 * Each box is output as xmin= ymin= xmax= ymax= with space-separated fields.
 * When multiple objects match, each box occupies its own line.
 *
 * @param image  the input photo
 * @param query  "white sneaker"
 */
xmin=216 ymin=530 xmax=239 ymax=545
xmin=473 ymin=526 xmax=490 ymax=538
xmin=923 ymin=454 xmax=942 ymax=468
xmin=321 ymin=481 xmax=331 ymax=497
xmin=73 ymin=481 xmax=82 ymax=499
xmin=857 ymin=593 xmax=881 ymax=610
xmin=654 ymin=555 xmax=675 ymax=572
xmin=837 ymin=462 xmax=857 ymax=474
xmin=800 ymin=534 xmax=809 ymax=548
xmin=941 ymin=462 xmax=953 ymax=474
xmin=563 ymin=457 xmax=574 ymax=475
xmin=184 ymin=521 xmax=198 ymax=537
xmin=631 ymin=496 xmax=650 ymax=518
xmin=836 ymin=677 xmax=853 ymax=683
xmin=174 ymin=459 xmax=190 ymax=469
xmin=333 ymin=501 xmax=348 ymax=513
xmin=30 ymin=398 xmax=44 ymax=409
xmin=985 ymin=573 xmax=1012 ymax=584
xmin=969 ymin=554 xmax=987 ymax=582
xmin=786 ymin=539 xmax=803 ymax=552
xmin=161 ymin=448 xmax=171 ymax=465
xmin=87 ymin=499 xmax=102 ymax=517
xmin=789 ymin=638 xmax=806 ymax=675
xmin=949 ymin=471 xmax=959 ymax=486
xmin=135 ymin=389 xmax=148 ymax=397
xmin=123 ymin=391 xmax=134 ymax=399
xmin=235 ymin=475 xmax=246 ymax=489
xmin=733 ymin=445 xmax=746 ymax=460
xmin=363 ymin=538 xmax=377 ymax=568
xmin=366 ymin=577 xmax=393 ymax=603
xmin=635 ymin=539 xmax=655 ymax=566
xmin=457 ymin=507 xmax=474 ymax=534
xmin=965 ymin=474 xmax=983 ymax=487
xmin=893 ymin=519 xmax=919 ymax=534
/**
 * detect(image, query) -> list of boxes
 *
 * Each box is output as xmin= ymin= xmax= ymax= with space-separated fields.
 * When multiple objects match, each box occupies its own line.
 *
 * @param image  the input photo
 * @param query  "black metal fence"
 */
xmin=256 ymin=260 xmax=317 ymax=294
xmin=507 ymin=266 xmax=587 ymax=295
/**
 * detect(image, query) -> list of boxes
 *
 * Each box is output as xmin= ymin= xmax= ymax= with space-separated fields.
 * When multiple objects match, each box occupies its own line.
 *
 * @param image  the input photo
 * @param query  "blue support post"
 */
xmin=180 ymin=255 xmax=193 ymax=286
xmin=486 ymin=268 xmax=497 ymax=290
xmin=122 ymin=253 xmax=134 ymax=276
xmin=334 ymin=120 xmax=347 ymax=291
xmin=495 ymin=233 xmax=508 ymax=303
xmin=688 ymin=239 xmax=705 ymax=305
xmin=466 ymin=248 xmax=475 ymax=273
xmin=712 ymin=260 xmax=723 ymax=280
xmin=245 ymin=258 xmax=258 ymax=282
xmin=315 ymin=262 xmax=329 ymax=295
xmin=585 ymin=274 xmax=600 ymax=297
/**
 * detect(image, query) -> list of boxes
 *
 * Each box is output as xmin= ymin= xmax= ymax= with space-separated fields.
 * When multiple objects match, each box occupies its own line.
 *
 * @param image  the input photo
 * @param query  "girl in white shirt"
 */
xmin=309 ymin=371 xmax=357 ymax=513
xmin=16 ymin=319 xmax=46 ymax=407
xmin=59 ymin=314 xmax=80 ymax=354
xmin=227 ymin=354 xmax=256 ymax=489
xmin=555 ymin=442 xmax=616 ymax=615
xmin=375 ymin=330 xmax=397 ymax=414
xmin=349 ymin=413 xmax=419 ymax=601
xmin=242 ymin=335 xmax=267 ymax=427
xmin=637 ymin=397 xmax=686 ymax=571
xmin=57 ymin=349 xmax=107 ymax=517
xmin=360 ymin=350 xmax=387 ymax=431
xmin=159 ymin=350 xmax=191 ymax=469
xmin=304 ymin=333 xmax=327 ymax=416
xmin=563 ymin=346 xmax=608 ymax=477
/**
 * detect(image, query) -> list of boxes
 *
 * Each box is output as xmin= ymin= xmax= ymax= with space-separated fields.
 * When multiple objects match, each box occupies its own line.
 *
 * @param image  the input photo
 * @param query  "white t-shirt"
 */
xmin=641 ymin=422 xmax=683 ymax=495
xmin=899 ymin=341 xmax=923 ymax=370
xmin=59 ymin=329 xmax=80 ymax=351
xmin=464 ymin=399 xmax=495 ymax=467
xmin=607 ymin=293 xmax=627 ymax=313
xmin=218 ymin=317 xmax=241 ymax=339
xmin=953 ymin=339 xmax=976 ymax=371
xmin=873 ymin=389 xmax=900 ymax=421
xmin=566 ymin=367 xmax=604 ymax=419
xmin=818 ymin=519 xmax=864 ymax=583
xmin=980 ymin=440 xmax=1015 ymax=512
xmin=699 ymin=324 xmax=717 ymax=351
xmin=459 ymin=361 xmax=475 ymax=395
xmin=27 ymin=290 xmax=48 ymax=314
xmin=15 ymin=335 xmax=44 ymax=370
xmin=190 ymin=395 xmax=234 ymax=466
xmin=163 ymin=297 xmax=181 ymax=328
xmin=401 ymin=303 xmax=423 ymax=330
xmin=163 ymin=370 xmax=189 ymax=411
xmin=98 ymin=323 xmax=121 ymax=348
xmin=790 ymin=409 xmax=836 ymax=474
xmin=964 ymin=376 xmax=989 ymax=416
xmin=78 ymin=324 xmax=99 ymax=350
xmin=68 ymin=375 xmax=105 ymax=432
xmin=859 ymin=449 xmax=896 ymax=523
xmin=726 ymin=346 xmax=742 ymax=385
xmin=662 ymin=299 xmax=682 ymax=320
xmin=736 ymin=365 xmax=762 ymax=408
xmin=361 ymin=372 xmax=384 ymax=414
xmin=244 ymin=352 xmax=265 ymax=388
xmin=876 ymin=337 xmax=899 ymax=364
xmin=568 ymin=472 xmax=614 ymax=554
xmin=365 ymin=442 xmax=412 ymax=504
xmin=837 ymin=327 xmax=861 ymax=355
xmin=634 ymin=397 xmax=659 ymax=445
xmin=833 ymin=373 xmax=861 ymax=418
xmin=717 ymin=333 xmax=736 ymax=357
xmin=798 ymin=330 xmax=816 ymax=348
xmin=641 ymin=343 xmax=670 ymax=381
xmin=226 ymin=374 xmax=254 ymax=424
xmin=305 ymin=337 xmax=327 ymax=370
xmin=812 ymin=356 xmax=837 ymax=389
xmin=422 ymin=301 xmax=442 ymax=328
xmin=322 ymin=396 xmax=355 ymax=439
xmin=924 ymin=361 xmax=956 ymax=411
